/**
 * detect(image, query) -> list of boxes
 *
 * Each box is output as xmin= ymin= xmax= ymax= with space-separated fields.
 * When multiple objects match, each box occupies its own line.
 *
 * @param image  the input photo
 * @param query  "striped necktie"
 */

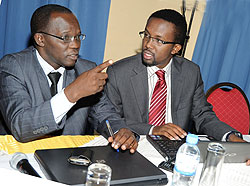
xmin=148 ymin=70 xmax=167 ymax=126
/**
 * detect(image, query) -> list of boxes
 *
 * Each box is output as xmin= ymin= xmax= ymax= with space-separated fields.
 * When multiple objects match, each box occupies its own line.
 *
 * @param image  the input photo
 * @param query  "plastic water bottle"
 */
xmin=172 ymin=134 xmax=200 ymax=186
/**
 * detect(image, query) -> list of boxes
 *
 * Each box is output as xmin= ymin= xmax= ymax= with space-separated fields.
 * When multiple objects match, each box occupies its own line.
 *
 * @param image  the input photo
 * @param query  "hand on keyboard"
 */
xmin=152 ymin=123 xmax=187 ymax=140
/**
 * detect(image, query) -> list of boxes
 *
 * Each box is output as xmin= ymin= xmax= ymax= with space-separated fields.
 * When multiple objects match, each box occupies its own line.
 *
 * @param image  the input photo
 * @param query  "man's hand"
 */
xmin=65 ymin=60 xmax=113 ymax=103
xmin=227 ymin=133 xmax=245 ymax=142
xmin=108 ymin=128 xmax=138 ymax=153
xmin=227 ymin=133 xmax=250 ymax=166
xmin=246 ymin=160 xmax=250 ymax=166
xmin=229 ymin=135 xmax=250 ymax=166
xmin=152 ymin=123 xmax=187 ymax=140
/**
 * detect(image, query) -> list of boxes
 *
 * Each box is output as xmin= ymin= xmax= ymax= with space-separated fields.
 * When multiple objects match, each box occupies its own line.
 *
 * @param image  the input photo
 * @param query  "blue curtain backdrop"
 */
xmin=192 ymin=0 xmax=250 ymax=100
xmin=0 ymin=0 xmax=111 ymax=65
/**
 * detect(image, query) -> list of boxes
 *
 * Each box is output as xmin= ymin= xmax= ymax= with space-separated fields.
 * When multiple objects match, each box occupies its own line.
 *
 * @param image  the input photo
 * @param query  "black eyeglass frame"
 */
xmin=37 ymin=31 xmax=86 ymax=43
xmin=139 ymin=31 xmax=180 ymax=45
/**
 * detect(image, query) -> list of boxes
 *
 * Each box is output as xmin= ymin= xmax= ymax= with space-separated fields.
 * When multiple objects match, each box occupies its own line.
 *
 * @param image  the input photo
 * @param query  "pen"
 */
xmin=105 ymin=120 xmax=119 ymax=152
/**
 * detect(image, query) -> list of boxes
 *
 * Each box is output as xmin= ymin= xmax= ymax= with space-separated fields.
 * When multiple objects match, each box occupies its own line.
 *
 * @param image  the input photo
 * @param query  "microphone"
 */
xmin=9 ymin=152 xmax=41 ymax=178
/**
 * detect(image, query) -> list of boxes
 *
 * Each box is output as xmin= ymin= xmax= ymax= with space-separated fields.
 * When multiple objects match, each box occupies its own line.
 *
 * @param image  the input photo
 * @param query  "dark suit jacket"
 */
xmin=105 ymin=53 xmax=237 ymax=140
xmin=0 ymin=46 xmax=127 ymax=142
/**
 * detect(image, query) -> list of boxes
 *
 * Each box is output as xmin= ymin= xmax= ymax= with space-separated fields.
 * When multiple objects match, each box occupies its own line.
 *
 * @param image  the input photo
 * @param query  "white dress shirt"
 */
xmin=147 ymin=59 xmax=173 ymax=134
xmin=36 ymin=50 xmax=75 ymax=123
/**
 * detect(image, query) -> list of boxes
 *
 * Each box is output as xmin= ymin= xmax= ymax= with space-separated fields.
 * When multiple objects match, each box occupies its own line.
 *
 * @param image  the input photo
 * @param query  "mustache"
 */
xmin=142 ymin=49 xmax=154 ymax=55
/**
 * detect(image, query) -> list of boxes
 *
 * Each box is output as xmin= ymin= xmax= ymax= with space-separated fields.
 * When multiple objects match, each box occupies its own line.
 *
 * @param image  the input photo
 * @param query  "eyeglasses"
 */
xmin=68 ymin=155 xmax=92 ymax=166
xmin=139 ymin=31 xmax=178 ymax=46
xmin=37 ymin=31 xmax=86 ymax=43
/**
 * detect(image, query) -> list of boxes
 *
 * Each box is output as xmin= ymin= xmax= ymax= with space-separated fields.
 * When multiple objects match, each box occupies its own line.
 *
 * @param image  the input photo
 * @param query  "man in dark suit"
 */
xmin=0 ymin=4 xmax=137 ymax=153
xmin=104 ymin=9 xmax=244 ymax=143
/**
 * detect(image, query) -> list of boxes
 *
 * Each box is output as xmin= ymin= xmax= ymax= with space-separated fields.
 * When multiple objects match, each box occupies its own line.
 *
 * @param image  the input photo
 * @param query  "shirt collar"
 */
xmin=36 ymin=50 xmax=65 ymax=75
xmin=147 ymin=58 xmax=173 ymax=78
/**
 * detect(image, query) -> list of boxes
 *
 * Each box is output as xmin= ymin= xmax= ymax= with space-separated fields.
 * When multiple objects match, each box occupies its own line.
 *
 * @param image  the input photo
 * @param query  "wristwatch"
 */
xmin=226 ymin=131 xmax=243 ymax=142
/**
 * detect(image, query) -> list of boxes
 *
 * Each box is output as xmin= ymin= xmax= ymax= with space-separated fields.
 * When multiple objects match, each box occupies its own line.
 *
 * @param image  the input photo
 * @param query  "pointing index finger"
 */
xmin=94 ymin=60 xmax=113 ymax=73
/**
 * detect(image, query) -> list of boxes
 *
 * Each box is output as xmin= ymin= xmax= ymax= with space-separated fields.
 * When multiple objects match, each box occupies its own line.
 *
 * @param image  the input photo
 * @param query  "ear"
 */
xmin=33 ymin=33 xmax=45 ymax=47
xmin=171 ymin=44 xmax=182 ymax=55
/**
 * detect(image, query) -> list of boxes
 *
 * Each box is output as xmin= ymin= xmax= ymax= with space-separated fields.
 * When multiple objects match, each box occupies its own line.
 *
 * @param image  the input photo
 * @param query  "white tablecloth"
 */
xmin=136 ymin=135 xmax=250 ymax=186
xmin=1 ymin=135 xmax=250 ymax=186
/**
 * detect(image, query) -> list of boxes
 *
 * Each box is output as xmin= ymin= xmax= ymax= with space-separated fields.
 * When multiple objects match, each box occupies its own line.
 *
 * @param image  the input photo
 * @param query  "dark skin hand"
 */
xmin=64 ymin=60 xmax=139 ymax=153
xmin=108 ymin=128 xmax=138 ymax=154
xmin=228 ymin=133 xmax=250 ymax=165
xmin=152 ymin=123 xmax=187 ymax=140
xmin=153 ymin=124 xmax=250 ymax=165
xmin=247 ymin=160 xmax=250 ymax=166
xmin=65 ymin=60 xmax=113 ymax=103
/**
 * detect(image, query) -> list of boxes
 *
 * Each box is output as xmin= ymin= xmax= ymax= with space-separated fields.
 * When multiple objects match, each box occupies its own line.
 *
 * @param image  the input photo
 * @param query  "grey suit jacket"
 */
xmin=105 ymin=53 xmax=237 ymax=140
xmin=0 ymin=46 xmax=127 ymax=142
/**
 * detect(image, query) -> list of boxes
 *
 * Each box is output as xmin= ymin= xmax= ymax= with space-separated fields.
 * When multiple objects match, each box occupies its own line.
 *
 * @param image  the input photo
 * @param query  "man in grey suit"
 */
xmin=0 ymin=4 xmax=137 ymax=153
xmin=104 ymin=9 xmax=244 ymax=143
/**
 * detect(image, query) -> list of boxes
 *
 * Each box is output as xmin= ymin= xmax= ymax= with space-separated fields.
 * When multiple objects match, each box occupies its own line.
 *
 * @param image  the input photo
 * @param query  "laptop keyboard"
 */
xmin=146 ymin=135 xmax=185 ymax=160
xmin=147 ymin=135 xmax=186 ymax=172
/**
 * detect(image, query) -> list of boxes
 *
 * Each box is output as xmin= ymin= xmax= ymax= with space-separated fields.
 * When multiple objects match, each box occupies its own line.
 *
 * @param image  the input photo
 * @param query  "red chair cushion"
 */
xmin=207 ymin=88 xmax=250 ymax=134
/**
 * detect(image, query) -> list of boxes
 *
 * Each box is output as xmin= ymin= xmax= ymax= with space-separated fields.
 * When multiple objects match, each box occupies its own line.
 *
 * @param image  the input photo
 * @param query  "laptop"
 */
xmin=147 ymin=135 xmax=250 ymax=164
xmin=34 ymin=145 xmax=168 ymax=186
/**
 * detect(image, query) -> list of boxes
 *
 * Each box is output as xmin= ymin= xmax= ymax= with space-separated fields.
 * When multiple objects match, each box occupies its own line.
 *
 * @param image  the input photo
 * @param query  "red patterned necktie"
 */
xmin=149 ymin=70 xmax=167 ymax=126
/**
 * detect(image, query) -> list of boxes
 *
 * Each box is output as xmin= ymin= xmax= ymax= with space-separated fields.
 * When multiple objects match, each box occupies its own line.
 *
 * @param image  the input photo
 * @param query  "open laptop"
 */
xmin=147 ymin=135 xmax=250 ymax=163
xmin=34 ymin=145 xmax=168 ymax=186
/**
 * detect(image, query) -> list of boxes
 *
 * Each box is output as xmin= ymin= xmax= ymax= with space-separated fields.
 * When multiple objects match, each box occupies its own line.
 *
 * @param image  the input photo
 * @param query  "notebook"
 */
xmin=34 ymin=145 xmax=168 ymax=186
xmin=147 ymin=134 xmax=250 ymax=163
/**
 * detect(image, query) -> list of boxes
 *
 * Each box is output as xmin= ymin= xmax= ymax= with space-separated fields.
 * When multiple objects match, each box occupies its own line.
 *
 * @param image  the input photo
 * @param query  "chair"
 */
xmin=206 ymin=82 xmax=250 ymax=134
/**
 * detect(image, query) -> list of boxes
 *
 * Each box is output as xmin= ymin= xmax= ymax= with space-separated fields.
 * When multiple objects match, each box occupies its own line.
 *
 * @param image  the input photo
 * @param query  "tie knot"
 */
xmin=155 ymin=70 xmax=165 ymax=80
xmin=48 ymin=72 xmax=61 ymax=85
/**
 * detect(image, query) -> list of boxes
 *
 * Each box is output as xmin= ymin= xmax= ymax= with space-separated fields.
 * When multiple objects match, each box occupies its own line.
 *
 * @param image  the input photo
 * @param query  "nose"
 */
xmin=69 ymin=38 xmax=81 ymax=49
xmin=145 ymin=37 xmax=154 ymax=49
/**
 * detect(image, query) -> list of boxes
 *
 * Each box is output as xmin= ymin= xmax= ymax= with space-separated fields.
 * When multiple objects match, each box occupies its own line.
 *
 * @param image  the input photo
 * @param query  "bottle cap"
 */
xmin=186 ymin=134 xmax=199 ymax=145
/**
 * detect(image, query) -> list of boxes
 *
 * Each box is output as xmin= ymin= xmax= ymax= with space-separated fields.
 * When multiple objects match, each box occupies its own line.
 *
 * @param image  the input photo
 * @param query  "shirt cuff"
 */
xmin=50 ymin=88 xmax=76 ymax=123
xmin=224 ymin=131 xmax=243 ymax=141
xmin=222 ymin=132 xmax=230 ymax=141
xmin=149 ymin=125 xmax=155 ymax=135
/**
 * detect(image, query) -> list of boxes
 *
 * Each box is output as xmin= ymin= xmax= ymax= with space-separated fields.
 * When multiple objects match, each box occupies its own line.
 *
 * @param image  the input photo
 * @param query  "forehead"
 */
xmin=146 ymin=17 xmax=176 ymax=38
xmin=47 ymin=12 xmax=80 ymax=32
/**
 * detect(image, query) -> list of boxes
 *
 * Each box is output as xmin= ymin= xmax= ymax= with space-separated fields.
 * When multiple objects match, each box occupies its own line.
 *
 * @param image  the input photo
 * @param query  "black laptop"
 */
xmin=34 ymin=145 xmax=168 ymax=186
xmin=147 ymin=134 xmax=250 ymax=163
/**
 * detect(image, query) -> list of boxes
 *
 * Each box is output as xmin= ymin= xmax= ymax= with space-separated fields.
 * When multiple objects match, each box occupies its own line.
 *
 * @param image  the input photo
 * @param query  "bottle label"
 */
xmin=174 ymin=153 xmax=199 ymax=176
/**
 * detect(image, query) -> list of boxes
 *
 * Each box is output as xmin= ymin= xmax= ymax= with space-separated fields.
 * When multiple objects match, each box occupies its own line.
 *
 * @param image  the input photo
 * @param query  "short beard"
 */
xmin=141 ymin=52 xmax=157 ymax=67
xmin=142 ymin=60 xmax=158 ymax=67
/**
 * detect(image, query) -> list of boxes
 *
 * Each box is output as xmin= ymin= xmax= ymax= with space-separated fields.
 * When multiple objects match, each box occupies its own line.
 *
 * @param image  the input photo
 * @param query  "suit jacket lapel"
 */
xmin=63 ymin=68 xmax=76 ymax=87
xmin=171 ymin=56 xmax=183 ymax=123
xmin=130 ymin=55 xmax=149 ymax=122
xmin=33 ymin=49 xmax=51 ymax=101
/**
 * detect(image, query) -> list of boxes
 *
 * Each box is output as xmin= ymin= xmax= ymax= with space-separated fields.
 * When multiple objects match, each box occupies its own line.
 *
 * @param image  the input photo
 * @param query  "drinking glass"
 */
xmin=199 ymin=142 xmax=226 ymax=186
xmin=85 ymin=163 xmax=112 ymax=186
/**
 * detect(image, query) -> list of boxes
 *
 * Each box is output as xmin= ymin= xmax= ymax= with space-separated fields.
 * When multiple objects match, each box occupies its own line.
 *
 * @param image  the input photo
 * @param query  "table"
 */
xmin=0 ymin=135 xmax=250 ymax=186
xmin=0 ymin=135 xmax=97 ymax=185
xmin=137 ymin=135 xmax=250 ymax=186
